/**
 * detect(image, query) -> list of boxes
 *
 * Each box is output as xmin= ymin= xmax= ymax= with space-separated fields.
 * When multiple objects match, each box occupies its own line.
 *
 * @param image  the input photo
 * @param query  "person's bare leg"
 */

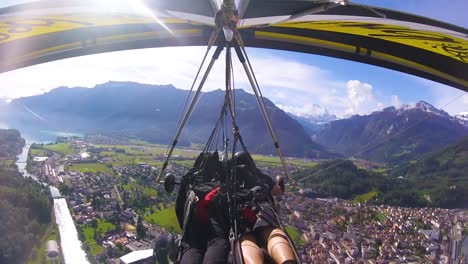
xmin=240 ymin=233 xmax=264 ymax=264
xmin=262 ymin=227 xmax=296 ymax=264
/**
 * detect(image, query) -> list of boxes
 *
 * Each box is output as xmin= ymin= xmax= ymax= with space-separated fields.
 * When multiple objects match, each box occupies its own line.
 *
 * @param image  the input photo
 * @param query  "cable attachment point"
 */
xmin=232 ymin=125 xmax=241 ymax=137
xmin=223 ymin=26 xmax=234 ymax=42
xmin=215 ymin=0 xmax=239 ymax=42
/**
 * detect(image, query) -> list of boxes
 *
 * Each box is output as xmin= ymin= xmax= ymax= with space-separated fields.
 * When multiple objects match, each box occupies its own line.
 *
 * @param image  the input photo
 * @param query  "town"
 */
xmin=26 ymin=137 xmax=468 ymax=264
xmin=282 ymin=194 xmax=468 ymax=263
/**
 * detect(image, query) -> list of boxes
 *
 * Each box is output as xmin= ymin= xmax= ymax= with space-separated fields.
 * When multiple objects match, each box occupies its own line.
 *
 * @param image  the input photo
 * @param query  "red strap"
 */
xmin=197 ymin=187 xmax=220 ymax=223
xmin=241 ymin=207 xmax=257 ymax=223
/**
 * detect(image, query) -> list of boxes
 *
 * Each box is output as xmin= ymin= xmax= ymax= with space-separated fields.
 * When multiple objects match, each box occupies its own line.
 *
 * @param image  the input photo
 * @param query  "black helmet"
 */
xmin=233 ymin=151 xmax=255 ymax=169
xmin=193 ymin=151 xmax=220 ymax=169
xmin=193 ymin=151 xmax=221 ymax=183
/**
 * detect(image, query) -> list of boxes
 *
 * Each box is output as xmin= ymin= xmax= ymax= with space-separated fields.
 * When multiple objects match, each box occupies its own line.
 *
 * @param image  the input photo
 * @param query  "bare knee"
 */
xmin=265 ymin=228 xmax=296 ymax=264
xmin=240 ymin=233 xmax=263 ymax=264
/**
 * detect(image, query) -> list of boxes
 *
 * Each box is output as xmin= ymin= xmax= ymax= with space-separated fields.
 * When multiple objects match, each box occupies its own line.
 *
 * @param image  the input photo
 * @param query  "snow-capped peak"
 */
xmin=277 ymin=103 xmax=338 ymax=124
xmin=397 ymin=101 xmax=449 ymax=118
xmin=455 ymin=111 xmax=468 ymax=127
xmin=0 ymin=96 xmax=11 ymax=101
xmin=456 ymin=111 xmax=468 ymax=119
xmin=415 ymin=101 xmax=439 ymax=113
xmin=0 ymin=97 xmax=11 ymax=105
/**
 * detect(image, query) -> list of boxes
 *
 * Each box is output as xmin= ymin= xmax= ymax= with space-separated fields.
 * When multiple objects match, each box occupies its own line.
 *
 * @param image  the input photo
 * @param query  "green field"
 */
xmin=41 ymin=143 xmax=74 ymax=155
xmin=98 ymin=150 xmax=164 ymax=167
xmin=81 ymin=226 xmax=104 ymax=256
xmin=29 ymin=148 xmax=49 ymax=157
xmin=1 ymin=160 xmax=14 ymax=167
xmin=123 ymin=182 xmax=157 ymax=197
xmin=172 ymin=159 xmax=196 ymax=168
xmin=353 ymin=190 xmax=378 ymax=203
xmin=144 ymin=205 xmax=182 ymax=234
xmin=374 ymin=212 xmax=386 ymax=222
xmin=68 ymin=163 xmax=113 ymax=174
xmin=96 ymin=144 xmax=200 ymax=158
xmin=372 ymin=168 xmax=387 ymax=174
xmin=96 ymin=219 xmax=116 ymax=234
xmin=252 ymin=154 xmax=317 ymax=168
xmin=285 ymin=226 xmax=304 ymax=246
xmin=95 ymin=143 xmax=317 ymax=170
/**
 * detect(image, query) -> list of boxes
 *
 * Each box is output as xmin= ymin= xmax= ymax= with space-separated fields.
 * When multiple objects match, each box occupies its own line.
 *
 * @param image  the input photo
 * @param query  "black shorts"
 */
xmin=253 ymin=204 xmax=280 ymax=231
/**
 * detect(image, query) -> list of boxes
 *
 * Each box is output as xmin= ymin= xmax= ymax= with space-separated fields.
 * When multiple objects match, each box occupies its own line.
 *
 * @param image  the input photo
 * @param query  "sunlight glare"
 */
xmin=84 ymin=0 xmax=173 ymax=34
xmin=129 ymin=0 xmax=174 ymax=34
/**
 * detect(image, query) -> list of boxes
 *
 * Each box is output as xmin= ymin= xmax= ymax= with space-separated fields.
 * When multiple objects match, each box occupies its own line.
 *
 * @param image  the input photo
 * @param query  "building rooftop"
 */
xmin=119 ymin=249 xmax=153 ymax=264
xmin=33 ymin=156 xmax=48 ymax=162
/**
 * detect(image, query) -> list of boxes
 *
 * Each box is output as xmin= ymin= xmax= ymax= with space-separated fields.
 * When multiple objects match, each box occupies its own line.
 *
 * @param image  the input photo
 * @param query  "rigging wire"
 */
xmin=299 ymin=91 xmax=467 ymax=182
xmin=231 ymin=52 xmax=236 ymax=115
xmin=240 ymin=46 xmax=267 ymax=108
xmin=157 ymin=45 xmax=224 ymax=181
xmin=167 ymin=46 xmax=211 ymax=155
xmin=175 ymin=51 xmax=207 ymax=127
xmin=167 ymin=29 xmax=221 ymax=157
xmin=215 ymin=115 xmax=222 ymax=151
xmin=176 ymin=29 xmax=220 ymax=127
xmin=234 ymin=43 xmax=291 ymax=180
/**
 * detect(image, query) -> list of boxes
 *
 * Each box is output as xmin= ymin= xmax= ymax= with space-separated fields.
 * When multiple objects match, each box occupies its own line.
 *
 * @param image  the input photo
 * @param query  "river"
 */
xmin=16 ymin=143 xmax=90 ymax=264
xmin=462 ymin=235 xmax=468 ymax=259
xmin=54 ymin=198 xmax=90 ymax=264
xmin=16 ymin=144 xmax=40 ymax=181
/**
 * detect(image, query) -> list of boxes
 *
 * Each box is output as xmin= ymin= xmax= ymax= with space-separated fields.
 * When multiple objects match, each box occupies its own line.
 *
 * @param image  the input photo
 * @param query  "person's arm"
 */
xmin=175 ymin=182 xmax=187 ymax=228
xmin=256 ymin=169 xmax=275 ymax=191
xmin=270 ymin=184 xmax=283 ymax=196
xmin=175 ymin=169 xmax=195 ymax=228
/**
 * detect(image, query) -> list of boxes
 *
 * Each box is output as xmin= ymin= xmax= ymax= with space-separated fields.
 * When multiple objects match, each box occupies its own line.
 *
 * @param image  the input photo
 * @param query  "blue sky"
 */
xmin=0 ymin=0 xmax=467 ymax=117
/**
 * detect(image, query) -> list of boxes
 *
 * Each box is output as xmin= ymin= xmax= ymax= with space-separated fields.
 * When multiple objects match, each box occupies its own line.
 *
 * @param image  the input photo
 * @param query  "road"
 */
xmin=114 ymin=185 xmax=123 ymax=207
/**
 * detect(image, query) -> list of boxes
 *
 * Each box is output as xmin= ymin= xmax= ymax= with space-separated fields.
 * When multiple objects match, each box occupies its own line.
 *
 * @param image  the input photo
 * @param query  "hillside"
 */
xmin=390 ymin=136 xmax=468 ymax=208
xmin=0 ymin=81 xmax=334 ymax=158
xmin=0 ymin=129 xmax=52 ymax=263
xmin=295 ymin=137 xmax=468 ymax=208
xmin=315 ymin=102 xmax=468 ymax=164
xmin=293 ymin=160 xmax=386 ymax=200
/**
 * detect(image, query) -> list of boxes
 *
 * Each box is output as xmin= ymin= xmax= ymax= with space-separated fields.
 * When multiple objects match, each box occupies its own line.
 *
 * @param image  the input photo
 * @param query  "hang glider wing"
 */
xmin=0 ymin=0 xmax=466 ymax=90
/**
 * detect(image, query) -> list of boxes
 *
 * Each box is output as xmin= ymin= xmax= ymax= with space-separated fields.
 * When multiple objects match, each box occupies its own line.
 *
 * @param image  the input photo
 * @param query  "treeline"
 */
xmin=0 ymin=129 xmax=52 ymax=264
xmin=294 ymin=160 xmax=384 ymax=199
xmin=294 ymin=137 xmax=468 ymax=209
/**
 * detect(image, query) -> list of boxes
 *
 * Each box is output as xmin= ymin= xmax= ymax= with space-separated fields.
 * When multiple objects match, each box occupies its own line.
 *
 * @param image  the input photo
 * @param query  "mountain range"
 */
xmin=0 ymin=82 xmax=333 ymax=158
xmin=1 ymin=81 xmax=466 ymax=164
xmin=314 ymin=101 xmax=468 ymax=164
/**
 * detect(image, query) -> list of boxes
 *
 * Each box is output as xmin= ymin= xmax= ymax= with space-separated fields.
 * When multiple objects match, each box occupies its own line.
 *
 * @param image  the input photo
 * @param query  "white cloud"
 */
xmin=276 ymin=79 xmax=387 ymax=118
xmin=343 ymin=80 xmax=382 ymax=116
xmin=0 ymin=46 xmax=445 ymax=119
xmin=0 ymin=47 xmax=352 ymax=116
xmin=0 ymin=47 xmax=329 ymax=98
xmin=463 ymin=93 xmax=468 ymax=105
xmin=391 ymin=95 xmax=401 ymax=108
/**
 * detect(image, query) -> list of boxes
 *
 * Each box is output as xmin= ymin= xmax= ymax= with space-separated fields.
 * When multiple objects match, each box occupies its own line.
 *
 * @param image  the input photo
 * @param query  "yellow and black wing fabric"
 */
xmin=0 ymin=0 xmax=466 ymax=91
